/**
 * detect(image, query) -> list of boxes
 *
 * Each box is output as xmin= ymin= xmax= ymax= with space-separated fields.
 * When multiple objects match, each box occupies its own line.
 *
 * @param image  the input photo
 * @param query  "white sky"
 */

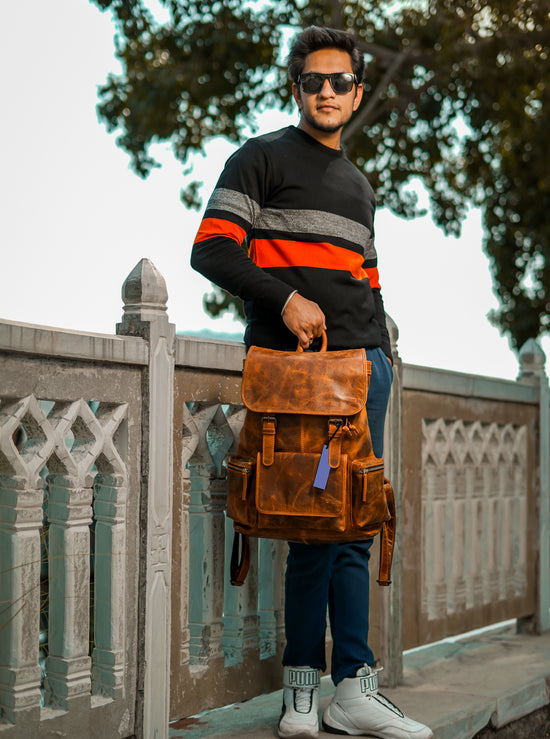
xmin=1 ymin=0 xmax=547 ymax=381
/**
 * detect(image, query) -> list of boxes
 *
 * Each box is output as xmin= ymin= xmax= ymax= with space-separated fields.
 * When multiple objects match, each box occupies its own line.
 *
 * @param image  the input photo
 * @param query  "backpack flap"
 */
xmin=241 ymin=345 xmax=370 ymax=416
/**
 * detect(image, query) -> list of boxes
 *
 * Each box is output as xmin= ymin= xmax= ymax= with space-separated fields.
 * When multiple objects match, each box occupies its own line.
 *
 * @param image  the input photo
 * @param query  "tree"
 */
xmin=91 ymin=0 xmax=550 ymax=349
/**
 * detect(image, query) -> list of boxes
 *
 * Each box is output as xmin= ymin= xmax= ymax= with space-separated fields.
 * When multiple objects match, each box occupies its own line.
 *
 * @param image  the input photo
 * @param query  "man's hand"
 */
xmin=282 ymin=292 xmax=326 ymax=349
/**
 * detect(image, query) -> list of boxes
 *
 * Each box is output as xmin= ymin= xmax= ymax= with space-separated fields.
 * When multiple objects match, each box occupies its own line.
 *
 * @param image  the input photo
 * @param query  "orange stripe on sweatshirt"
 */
xmin=194 ymin=217 xmax=246 ymax=245
xmin=365 ymin=266 xmax=381 ymax=290
xmin=251 ymin=238 xmax=368 ymax=280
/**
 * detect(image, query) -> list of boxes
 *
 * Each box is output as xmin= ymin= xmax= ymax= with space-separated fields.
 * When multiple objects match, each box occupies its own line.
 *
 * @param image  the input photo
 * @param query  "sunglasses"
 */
xmin=297 ymin=72 xmax=358 ymax=95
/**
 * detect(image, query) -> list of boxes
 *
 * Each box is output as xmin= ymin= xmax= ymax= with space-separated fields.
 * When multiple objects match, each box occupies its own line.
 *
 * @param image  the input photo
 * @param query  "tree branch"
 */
xmin=342 ymin=44 xmax=416 ymax=149
xmin=330 ymin=0 xmax=344 ymax=28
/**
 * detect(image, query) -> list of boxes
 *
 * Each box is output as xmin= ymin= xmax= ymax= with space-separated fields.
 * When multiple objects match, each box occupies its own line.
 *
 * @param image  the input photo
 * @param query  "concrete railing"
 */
xmin=0 ymin=325 xmax=146 ymax=735
xmin=400 ymin=353 xmax=548 ymax=650
xmin=0 ymin=259 xmax=173 ymax=738
xmin=1 ymin=258 xmax=548 ymax=737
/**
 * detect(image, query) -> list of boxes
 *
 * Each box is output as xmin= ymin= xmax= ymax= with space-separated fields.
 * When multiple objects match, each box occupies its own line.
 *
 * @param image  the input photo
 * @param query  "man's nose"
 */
xmin=318 ymin=78 xmax=335 ymax=97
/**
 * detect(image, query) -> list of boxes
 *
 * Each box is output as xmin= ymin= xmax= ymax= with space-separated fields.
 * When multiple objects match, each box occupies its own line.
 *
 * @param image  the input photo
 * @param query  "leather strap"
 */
xmin=328 ymin=418 xmax=343 ymax=468
xmin=230 ymin=532 xmax=250 ymax=586
xmin=377 ymin=478 xmax=396 ymax=586
xmin=261 ymin=416 xmax=277 ymax=467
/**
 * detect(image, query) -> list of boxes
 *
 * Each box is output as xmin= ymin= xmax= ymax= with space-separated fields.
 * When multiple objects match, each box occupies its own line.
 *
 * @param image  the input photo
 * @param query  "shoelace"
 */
xmin=357 ymin=666 xmax=405 ymax=719
xmin=294 ymin=687 xmax=314 ymax=713
xmin=372 ymin=691 xmax=405 ymax=719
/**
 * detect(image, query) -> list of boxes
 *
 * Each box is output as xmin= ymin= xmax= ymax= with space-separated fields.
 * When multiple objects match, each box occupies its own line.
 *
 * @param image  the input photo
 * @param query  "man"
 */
xmin=191 ymin=25 xmax=432 ymax=739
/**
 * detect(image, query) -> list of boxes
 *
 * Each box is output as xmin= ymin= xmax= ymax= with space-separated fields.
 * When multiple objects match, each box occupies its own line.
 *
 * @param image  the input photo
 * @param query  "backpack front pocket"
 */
xmin=255 ymin=451 xmax=347 ymax=533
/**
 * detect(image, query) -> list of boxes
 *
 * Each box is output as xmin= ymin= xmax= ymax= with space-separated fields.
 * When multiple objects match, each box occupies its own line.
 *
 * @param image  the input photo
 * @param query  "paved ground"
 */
xmin=473 ymin=704 xmax=550 ymax=738
xmin=169 ymin=625 xmax=550 ymax=739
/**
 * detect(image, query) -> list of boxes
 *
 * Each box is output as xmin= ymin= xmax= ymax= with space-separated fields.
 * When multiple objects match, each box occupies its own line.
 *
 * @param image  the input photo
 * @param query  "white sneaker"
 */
xmin=322 ymin=665 xmax=433 ymax=739
xmin=277 ymin=666 xmax=320 ymax=739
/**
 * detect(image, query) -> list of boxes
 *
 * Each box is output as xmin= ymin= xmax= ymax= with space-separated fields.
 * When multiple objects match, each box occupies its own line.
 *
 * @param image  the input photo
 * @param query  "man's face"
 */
xmin=292 ymin=48 xmax=363 ymax=140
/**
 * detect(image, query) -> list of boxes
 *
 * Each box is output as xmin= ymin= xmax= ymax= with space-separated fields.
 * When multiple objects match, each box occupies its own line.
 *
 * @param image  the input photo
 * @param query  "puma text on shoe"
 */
xmin=278 ymin=666 xmax=320 ymax=739
xmin=322 ymin=664 xmax=433 ymax=739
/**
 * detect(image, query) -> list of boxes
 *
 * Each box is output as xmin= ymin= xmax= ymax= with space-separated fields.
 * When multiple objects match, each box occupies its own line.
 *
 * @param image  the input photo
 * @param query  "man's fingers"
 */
xmin=298 ymin=328 xmax=311 ymax=349
xmin=282 ymin=292 xmax=326 ymax=344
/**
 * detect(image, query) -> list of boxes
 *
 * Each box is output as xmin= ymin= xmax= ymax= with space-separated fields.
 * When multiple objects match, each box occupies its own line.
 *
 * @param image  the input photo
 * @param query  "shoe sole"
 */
xmin=278 ymin=730 xmax=319 ymax=739
xmin=322 ymin=717 xmax=386 ymax=736
xmin=323 ymin=717 xmax=433 ymax=738
xmin=278 ymin=718 xmax=319 ymax=739
xmin=322 ymin=718 xmax=351 ymax=735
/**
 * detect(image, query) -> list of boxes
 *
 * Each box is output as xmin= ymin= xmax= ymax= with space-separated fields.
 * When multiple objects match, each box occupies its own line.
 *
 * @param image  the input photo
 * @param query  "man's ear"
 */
xmin=352 ymin=83 xmax=364 ymax=111
xmin=292 ymin=82 xmax=302 ymax=110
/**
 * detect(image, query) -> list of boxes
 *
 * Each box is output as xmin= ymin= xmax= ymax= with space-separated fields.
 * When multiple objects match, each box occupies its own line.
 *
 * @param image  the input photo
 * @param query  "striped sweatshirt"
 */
xmin=191 ymin=125 xmax=392 ymax=358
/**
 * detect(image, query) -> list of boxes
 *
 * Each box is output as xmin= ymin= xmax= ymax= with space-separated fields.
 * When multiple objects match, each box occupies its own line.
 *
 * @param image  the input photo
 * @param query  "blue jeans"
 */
xmin=282 ymin=347 xmax=393 ymax=685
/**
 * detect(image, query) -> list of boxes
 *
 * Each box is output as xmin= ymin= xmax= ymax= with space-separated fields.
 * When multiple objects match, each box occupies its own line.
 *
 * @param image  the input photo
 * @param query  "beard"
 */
xmin=300 ymin=102 xmax=355 ymax=134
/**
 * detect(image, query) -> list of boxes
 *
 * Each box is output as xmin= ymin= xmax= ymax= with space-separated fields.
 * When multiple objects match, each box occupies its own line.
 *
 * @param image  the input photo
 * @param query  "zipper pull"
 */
xmin=342 ymin=419 xmax=359 ymax=437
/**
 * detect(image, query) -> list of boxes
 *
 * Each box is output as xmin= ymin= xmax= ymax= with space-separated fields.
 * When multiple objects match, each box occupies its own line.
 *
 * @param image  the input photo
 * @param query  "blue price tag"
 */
xmin=313 ymin=445 xmax=331 ymax=490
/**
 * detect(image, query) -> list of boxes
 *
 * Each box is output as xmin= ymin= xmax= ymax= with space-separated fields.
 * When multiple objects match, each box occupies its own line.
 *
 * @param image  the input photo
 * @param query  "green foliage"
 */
xmin=92 ymin=0 xmax=550 ymax=350
xmin=92 ymin=0 xmax=295 ymax=180
xmin=203 ymin=287 xmax=245 ymax=323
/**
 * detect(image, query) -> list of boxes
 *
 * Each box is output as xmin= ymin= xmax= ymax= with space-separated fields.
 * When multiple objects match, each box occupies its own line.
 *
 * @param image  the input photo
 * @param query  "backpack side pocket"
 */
xmin=351 ymin=459 xmax=389 ymax=531
xmin=227 ymin=457 xmax=256 ymax=528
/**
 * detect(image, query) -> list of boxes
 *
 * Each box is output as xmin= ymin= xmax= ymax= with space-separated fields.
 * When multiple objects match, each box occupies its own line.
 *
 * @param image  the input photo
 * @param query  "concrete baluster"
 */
xmin=0 ymin=478 xmax=43 ymax=724
xmin=117 ymin=258 xmax=175 ymax=739
xmin=0 ymin=396 xmax=54 ymax=724
xmin=91 ymin=472 xmax=127 ymax=699
xmin=89 ymin=402 xmax=128 ymax=699
xmin=177 ymin=403 xmax=198 ymax=671
xmin=187 ymin=446 xmax=226 ymax=665
xmin=41 ymin=398 xmax=106 ymax=710
xmin=222 ymin=521 xmax=259 ymax=666
xmin=257 ymin=538 xmax=286 ymax=661
xmin=44 ymin=472 xmax=93 ymax=709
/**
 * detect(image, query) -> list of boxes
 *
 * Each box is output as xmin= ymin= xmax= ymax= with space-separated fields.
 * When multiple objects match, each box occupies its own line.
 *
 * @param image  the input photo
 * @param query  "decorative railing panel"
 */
xmin=421 ymin=419 xmax=528 ymax=621
xmin=0 ymin=393 xmax=137 ymax=736
xmin=401 ymin=368 xmax=540 ymax=651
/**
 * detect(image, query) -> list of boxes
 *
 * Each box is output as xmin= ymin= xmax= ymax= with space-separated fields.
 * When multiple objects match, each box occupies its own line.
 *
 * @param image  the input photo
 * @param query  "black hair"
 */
xmin=287 ymin=26 xmax=365 ymax=82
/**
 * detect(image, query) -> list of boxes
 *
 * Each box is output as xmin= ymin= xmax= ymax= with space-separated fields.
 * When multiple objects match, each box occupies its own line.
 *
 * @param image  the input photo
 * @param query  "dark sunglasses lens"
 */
xmin=301 ymin=75 xmax=323 ymax=93
xmin=332 ymin=74 xmax=354 ymax=93
xmin=300 ymin=73 xmax=355 ymax=94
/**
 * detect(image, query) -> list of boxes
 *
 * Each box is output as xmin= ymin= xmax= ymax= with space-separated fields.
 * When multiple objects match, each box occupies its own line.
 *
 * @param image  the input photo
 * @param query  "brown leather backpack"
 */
xmin=227 ymin=334 xmax=395 ymax=587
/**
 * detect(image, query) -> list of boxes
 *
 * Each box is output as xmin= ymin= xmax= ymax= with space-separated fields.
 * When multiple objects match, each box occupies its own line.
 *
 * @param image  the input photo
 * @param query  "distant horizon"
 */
xmin=178 ymin=327 xmax=244 ymax=342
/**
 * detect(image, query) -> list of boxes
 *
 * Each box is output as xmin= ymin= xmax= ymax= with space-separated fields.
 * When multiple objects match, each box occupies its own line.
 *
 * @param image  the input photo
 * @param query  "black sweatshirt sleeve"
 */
xmin=190 ymin=140 xmax=295 ymax=314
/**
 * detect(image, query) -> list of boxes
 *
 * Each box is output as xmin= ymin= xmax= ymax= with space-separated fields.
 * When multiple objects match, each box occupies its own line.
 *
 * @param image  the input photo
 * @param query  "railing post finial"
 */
xmin=117 ymin=258 xmax=169 ymax=337
xmin=518 ymin=337 xmax=546 ymax=380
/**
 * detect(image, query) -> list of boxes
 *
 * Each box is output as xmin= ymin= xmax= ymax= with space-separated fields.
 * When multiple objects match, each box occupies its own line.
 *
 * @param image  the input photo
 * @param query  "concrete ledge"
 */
xmin=492 ymin=678 xmax=549 ymax=728
xmin=403 ymin=363 xmax=537 ymax=404
xmin=176 ymin=334 xmax=245 ymax=372
xmin=169 ymin=626 xmax=550 ymax=739
xmin=0 ymin=319 xmax=147 ymax=365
